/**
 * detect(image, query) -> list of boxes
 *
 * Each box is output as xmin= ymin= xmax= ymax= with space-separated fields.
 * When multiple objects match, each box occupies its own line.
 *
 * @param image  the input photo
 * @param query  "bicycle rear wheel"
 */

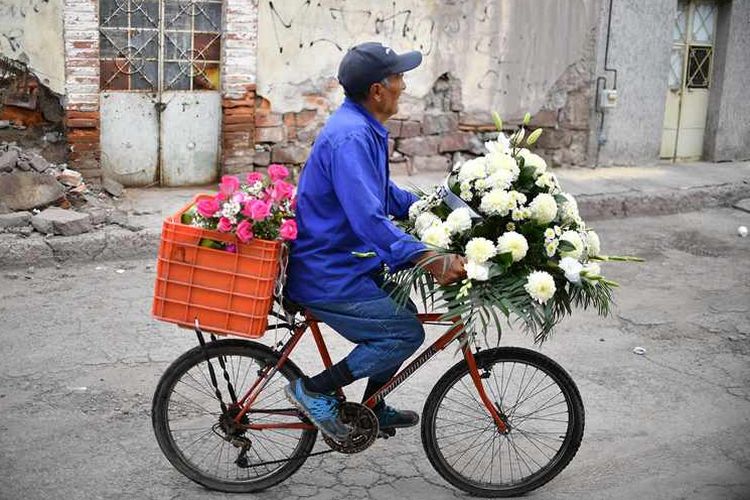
xmin=152 ymin=339 xmax=316 ymax=493
xmin=421 ymin=347 xmax=584 ymax=497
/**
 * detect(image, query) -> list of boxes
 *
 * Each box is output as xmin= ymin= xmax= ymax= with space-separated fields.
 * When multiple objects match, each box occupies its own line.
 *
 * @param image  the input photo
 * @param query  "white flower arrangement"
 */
xmin=390 ymin=112 xmax=641 ymax=343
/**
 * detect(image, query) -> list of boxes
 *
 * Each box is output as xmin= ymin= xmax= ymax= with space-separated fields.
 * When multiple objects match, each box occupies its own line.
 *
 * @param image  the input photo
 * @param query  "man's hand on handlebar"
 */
xmin=415 ymin=250 xmax=467 ymax=286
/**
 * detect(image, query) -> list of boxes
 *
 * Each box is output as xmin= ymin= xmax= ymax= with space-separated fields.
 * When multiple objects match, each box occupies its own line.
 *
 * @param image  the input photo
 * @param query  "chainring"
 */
xmin=322 ymin=402 xmax=379 ymax=454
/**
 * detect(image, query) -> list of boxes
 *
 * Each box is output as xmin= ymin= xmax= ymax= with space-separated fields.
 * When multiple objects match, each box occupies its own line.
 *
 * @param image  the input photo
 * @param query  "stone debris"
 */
xmin=31 ymin=206 xmax=92 ymax=236
xmin=632 ymin=346 xmax=647 ymax=355
xmin=0 ymin=142 xmax=129 ymax=237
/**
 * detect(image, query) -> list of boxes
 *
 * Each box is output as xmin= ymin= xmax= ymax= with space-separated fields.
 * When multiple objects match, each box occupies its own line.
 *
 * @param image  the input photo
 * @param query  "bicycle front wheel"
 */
xmin=421 ymin=347 xmax=584 ymax=497
xmin=152 ymin=339 xmax=316 ymax=493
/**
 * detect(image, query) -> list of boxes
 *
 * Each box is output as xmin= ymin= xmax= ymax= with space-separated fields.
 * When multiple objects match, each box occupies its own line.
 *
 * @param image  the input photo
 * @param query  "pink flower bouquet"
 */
xmin=182 ymin=165 xmax=297 ymax=250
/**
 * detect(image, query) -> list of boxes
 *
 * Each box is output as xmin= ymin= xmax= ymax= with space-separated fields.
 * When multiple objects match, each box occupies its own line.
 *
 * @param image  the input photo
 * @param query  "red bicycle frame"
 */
xmin=230 ymin=312 xmax=509 ymax=434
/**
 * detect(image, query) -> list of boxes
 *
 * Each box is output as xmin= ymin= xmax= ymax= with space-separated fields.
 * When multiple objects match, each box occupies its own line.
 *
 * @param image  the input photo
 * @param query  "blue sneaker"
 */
xmin=374 ymin=403 xmax=419 ymax=430
xmin=285 ymin=379 xmax=352 ymax=441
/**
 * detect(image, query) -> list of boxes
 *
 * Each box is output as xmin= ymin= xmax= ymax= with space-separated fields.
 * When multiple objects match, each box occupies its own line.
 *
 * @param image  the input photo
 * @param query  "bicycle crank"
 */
xmin=322 ymin=402 xmax=379 ymax=454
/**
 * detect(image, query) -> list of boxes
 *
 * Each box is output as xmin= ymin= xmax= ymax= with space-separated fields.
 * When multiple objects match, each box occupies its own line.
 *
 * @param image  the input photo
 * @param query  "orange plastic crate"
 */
xmin=152 ymin=195 xmax=282 ymax=338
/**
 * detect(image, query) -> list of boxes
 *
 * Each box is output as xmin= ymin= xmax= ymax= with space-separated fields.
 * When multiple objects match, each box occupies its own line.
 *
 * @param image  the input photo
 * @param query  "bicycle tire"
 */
xmin=152 ymin=339 xmax=317 ymax=493
xmin=421 ymin=347 xmax=584 ymax=497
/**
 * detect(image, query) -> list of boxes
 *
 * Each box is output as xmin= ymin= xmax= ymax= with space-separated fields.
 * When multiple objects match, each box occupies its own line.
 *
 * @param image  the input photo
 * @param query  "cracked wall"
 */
xmin=0 ymin=0 xmax=65 ymax=94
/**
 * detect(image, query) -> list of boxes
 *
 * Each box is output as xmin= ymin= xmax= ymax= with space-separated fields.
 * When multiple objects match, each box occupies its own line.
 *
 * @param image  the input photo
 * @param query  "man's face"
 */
xmin=373 ymin=73 xmax=405 ymax=118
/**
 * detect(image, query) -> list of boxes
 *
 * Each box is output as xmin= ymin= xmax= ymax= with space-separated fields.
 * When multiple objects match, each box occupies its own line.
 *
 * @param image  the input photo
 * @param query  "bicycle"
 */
xmin=152 ymin=301 xmax=585 ymax=497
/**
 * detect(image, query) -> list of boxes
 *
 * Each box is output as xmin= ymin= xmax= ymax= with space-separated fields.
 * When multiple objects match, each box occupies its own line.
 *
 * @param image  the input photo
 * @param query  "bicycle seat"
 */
xmin=281 ymin=297 xmax=320 ymax=322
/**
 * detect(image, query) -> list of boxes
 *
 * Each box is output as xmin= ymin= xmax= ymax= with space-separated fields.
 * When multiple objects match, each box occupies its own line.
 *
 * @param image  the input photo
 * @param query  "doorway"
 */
xmin=660 ymin=0 xmax=718 ymax=161
xmin=98 ymin=0 xmax=223 ymax=186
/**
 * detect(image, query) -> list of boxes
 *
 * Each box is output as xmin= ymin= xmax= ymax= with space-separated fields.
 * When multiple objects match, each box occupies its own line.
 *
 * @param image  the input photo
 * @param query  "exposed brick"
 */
xmin=224 ymin=122 xmax=253 ymax=133
xmin=255 ymin=126 xmax=285 ymax=143
xmin=386 ymin=119 xmax=402 ymax=138
xmin=438 ymin=132 xmax=474 ymax=153
xmin=283 ymin=112 xmax=295 ymax=128
xmin=223 ymin=113 xmax=255 ymax=125
xmin=295 ymin=109 xmax=318 ymax=128
xmin=65 ymin=117 xmax=98 ymax=128
xmin=399 ymin=120 xmax=422 ymax=138
xmin=395 ymin=136 xmax=440 ymax=157
xmin=458 ymin=111 xmax=496 ymax=131
xmin=422 ymin=112 xmax=458 ymax=135
xmin=271 ymin=144 xmax=310 ymax=164
xmin=255 ymin=110 xmax=282 ymax=127
xmin=412 ymin=155 xmax=451 ymax=173
xmin=253 ymin=150 xmax=271 ymax=167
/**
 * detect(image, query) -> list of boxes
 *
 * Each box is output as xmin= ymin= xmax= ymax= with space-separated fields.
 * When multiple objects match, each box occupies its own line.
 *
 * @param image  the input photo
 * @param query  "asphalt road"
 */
xmin=1 ymin=207 xmax=749 ymax=500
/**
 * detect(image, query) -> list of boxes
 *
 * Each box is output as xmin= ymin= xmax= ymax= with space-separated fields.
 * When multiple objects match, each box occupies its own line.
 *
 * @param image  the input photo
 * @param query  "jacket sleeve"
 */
xmin=387 ymin=180 xmax=419 ymax=220
xmin=330 ymin=134 xmax=426 ymax=270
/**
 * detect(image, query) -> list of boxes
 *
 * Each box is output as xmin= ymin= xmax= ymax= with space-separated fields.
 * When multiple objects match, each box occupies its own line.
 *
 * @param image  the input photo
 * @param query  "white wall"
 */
xmin=256 ymin=0 xmax=597 ymax=115
xmin=0 ymin=0 xmax=65 ymax=94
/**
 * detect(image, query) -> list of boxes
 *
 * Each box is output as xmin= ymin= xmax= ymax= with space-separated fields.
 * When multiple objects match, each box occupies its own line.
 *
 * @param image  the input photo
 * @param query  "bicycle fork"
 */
xmin=462 ymin=343 xmax=511 ymax=435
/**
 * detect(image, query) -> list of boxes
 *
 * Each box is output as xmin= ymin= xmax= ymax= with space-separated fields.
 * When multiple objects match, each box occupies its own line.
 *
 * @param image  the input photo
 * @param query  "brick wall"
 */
xmin=221 ymin=0 xmax=259 ymax=174
xmin=62 ymin=0 xmax=100 ymax=181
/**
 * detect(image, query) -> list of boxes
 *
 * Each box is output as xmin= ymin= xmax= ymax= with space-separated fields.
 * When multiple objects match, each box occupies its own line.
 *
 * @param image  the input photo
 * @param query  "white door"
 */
xmin=660 ymin=0 xmax=718 ymax=161
xmin=99 ymin=0 xmax=223 ymax=186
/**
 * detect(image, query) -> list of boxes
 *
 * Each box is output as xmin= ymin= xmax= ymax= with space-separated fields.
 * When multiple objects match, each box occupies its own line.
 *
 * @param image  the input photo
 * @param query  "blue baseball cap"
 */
xmin=337 ymin=42 xmax=422 ymax=96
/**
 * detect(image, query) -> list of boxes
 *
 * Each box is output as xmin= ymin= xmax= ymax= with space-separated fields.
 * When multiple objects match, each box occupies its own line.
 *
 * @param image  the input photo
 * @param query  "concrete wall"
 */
xmin=0 ymin=0 xmax=65 ymax=94
xmin=256 ymin=0 xmax=596 ymax=117
xmin=704 ymin=0 xmax=750 ymax=162
xmin=592 ymin=0 xmax=676 ymax=167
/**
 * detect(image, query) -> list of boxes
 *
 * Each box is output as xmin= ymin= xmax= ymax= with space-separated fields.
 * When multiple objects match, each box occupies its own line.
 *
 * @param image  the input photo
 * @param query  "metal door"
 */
xmin=99 ymin=0 xmax=222 ymax=186
xmin=660 ymin=0 xmax=718 ymax=161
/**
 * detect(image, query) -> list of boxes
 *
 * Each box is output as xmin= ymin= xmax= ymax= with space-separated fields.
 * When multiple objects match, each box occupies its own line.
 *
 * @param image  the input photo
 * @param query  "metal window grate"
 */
xmin=691 ymin=2 xmax=717 ymax=44
xmin=99 ymin=0 xmax=222 ymax=92
xmin=686 ymin=46 xmax=712 ymax=88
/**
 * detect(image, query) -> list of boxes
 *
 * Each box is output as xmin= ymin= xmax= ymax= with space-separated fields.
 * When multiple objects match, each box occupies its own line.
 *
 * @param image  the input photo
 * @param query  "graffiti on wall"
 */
xmin=258 ymin=0 xmax=595 ymax=115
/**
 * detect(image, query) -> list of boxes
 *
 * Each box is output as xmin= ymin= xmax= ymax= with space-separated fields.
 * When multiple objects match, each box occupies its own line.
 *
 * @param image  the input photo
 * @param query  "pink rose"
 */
xmin=242 ymin=199 xmax=271 ymax=221
xmin=219 ymin=175 xmax=240 ymax=196
xmin=270 ymin=180 xmax=295 ymax=203
xmin=279 ymin=219 xmax=298 ymax=240
xmin=268 ymin=164 xmax=289 ymax=182
xmin=196 ymin=197 xmax=220 ymax=218
xmin=217 ymin=217 xmax=233 ymax=232
xmin=246 ymin=172 xmax=264 ymax=185
xmin=236 ymin=220 xmax=254 ymax=243
xmin=232 ymin=192 xmax=245 ymax=204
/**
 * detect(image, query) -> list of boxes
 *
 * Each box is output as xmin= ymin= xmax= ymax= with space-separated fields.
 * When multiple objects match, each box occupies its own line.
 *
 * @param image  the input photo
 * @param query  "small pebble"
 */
xmin=738 ymin=226 xmax=748 ymax=238
xmin=115 ymin=269 xmax=125 ymax=274
xmin=632 ymin=346 xmax=647 ymax=355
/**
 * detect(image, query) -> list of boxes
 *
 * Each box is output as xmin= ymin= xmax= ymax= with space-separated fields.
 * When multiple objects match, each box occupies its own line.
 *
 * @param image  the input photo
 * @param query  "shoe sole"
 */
xmin=284 ymin=384 xmax=350 ymax=442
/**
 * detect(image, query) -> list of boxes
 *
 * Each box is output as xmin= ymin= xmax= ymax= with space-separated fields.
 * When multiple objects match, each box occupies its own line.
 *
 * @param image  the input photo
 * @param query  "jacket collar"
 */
xmin=342 ymin=98 xmax=388 ymax=138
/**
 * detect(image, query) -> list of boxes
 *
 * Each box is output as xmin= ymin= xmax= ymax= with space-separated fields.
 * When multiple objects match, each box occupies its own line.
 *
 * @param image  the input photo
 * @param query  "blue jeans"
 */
xmin=304 ymin=291 xmax=424 ymax=384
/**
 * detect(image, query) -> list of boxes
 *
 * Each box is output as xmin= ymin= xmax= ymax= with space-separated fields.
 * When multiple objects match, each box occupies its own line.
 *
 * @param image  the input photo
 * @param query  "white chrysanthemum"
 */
xmin=486 ymin=169 xmax=513 ymax=190
xmin=559 ymin=230 xmax=584 ymax=259
xmin=535 ymin=172 xmax=560 ymax=193
xmin=421 ymin=224 xmax=451 ymax=249
xmin=511 ymin=191 xmax=527 ymax=205
xmin=408 ymin=200 xmax=426 ymax=221
xmin=480 ymin=189 xmax=515 ymax=216
xmin=511 ymin=208 xmax=528 ymax=221
xmin=559 ymin=257 xmax=583 ymax=284
xmin=445 ymin=208 xmax=473 ymax=234
xmin=525 ymin=271 xmax=556 ymax=304
xmin=460 ymin=189 xmax=473 ymax=201
xmin=457 ymin=157 xmax=488 ymax=182
xmin=587 ymin=230 xmax=601 ymax=256
xmin=486 ymin=151 xmax=518 ymax=175
xmin=497 ymin=231 xmax=529 ymax=262
xmin=465 ymin=237 xmax=497 ymax=263
xmin=559 ymin=193 xmax=580 ymax=224
xmin=415 ymin=212 xmax=441 ymax=237
xmin=506 ymin=222 xmax=516 ymax=231
xmin=475 ymin=178 xmax=488 ymax=190
xmin=544 ymin=228 xmax=556 ymax=240
xmin=518 ymin=149 xmax=547 ymax=176
xmin=466 ymin=261 xmax=490 ymax=281
xmin=529 ymin=193 xmax=558 ymax=224
xmin=545 ymin=240 xmax=559 ymax=257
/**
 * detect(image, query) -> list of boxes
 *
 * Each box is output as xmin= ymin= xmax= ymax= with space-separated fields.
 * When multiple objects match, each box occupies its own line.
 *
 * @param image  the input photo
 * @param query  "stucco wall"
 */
xmin=704 ymin=0 xmax=750 ymax=162
xmin=0 ymin=0 xmax=65 ymax=94
xmin=256 ymin=0 xmax=597 ymax=117
xmin=592 ymin=0 xmax=676 ymax=166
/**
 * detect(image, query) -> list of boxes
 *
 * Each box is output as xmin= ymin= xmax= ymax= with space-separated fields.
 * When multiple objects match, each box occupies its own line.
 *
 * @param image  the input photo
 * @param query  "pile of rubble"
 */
xmin=0 ymin=142 xmax=131 ymax=237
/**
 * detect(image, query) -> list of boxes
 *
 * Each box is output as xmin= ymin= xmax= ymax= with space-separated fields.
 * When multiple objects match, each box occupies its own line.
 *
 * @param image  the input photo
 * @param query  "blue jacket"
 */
xmin=285 ymin=98 xmax=426 ymax=303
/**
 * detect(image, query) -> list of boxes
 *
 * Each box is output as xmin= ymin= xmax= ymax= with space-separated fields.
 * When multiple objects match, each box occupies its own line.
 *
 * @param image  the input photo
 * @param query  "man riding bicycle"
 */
xmin=284 ymin=42 xmax=466 ymax=441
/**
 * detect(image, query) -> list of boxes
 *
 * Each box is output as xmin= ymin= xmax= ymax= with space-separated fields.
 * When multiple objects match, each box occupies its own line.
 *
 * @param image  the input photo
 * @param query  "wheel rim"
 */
xmin=432 ymin=358 xmax=574 ymax=491
xmin=162 ymin=352 xmax=310 ymax=483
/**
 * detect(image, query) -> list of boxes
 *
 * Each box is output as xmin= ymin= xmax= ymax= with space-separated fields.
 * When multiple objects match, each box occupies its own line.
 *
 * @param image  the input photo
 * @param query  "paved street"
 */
xmin=1 ymin=207 xmax=749 ymax=500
